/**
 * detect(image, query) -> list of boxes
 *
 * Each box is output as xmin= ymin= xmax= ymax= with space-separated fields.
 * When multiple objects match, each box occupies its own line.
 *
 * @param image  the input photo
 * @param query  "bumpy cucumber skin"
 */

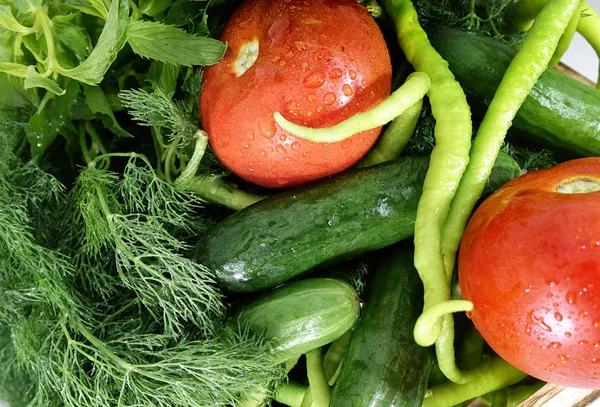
xmin=195 ymin=155 xmax=520 ymax=293
xmin=429 ymin=28 xmax=600 ymax=157
xmin=196 ymin=157 xmax=429 ymax=292
xmin=226 ymin=278 xmax=360 ymax=365
xmin=330 ymin=246 xmax=432 ymax=407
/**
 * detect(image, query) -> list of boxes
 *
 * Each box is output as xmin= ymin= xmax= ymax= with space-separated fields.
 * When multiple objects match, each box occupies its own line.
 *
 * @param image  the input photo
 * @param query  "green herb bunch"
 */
xmin=0 ymin=1 xmax=286 ymax=405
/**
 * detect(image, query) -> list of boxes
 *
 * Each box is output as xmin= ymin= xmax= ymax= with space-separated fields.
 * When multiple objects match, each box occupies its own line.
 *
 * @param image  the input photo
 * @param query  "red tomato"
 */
xmin=459 ymin=158 xmax=600 ymax=388
xmin=200 ymin=0 xmax=392 ymax=188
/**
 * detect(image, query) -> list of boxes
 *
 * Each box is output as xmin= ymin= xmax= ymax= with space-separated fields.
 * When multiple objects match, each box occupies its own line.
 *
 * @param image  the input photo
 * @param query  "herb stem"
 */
xmin=275 ymin=382 xmax=307 ymax=407
xmin=34 ymin=5 xmax=62 ymax=75
xmin=173 ymin=130 xmax=208 ymax=187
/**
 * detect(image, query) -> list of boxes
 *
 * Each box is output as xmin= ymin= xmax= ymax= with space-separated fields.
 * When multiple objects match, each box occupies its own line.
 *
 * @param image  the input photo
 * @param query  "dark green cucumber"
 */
xmin=225 ymin=278 xmax=360 ymax=365
xmin=195 ymin=154 xmax=520 ymax=293
xmin=330 ymin=245 xmax=432 ymax=407
xmin=429 ymin=27 xmax=600 ymax=157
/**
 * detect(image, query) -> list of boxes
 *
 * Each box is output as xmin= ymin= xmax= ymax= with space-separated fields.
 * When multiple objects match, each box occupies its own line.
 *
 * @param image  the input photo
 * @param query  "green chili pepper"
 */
xmin=422 ymin=356 xmax=527 ymax=407
xmin=441 ymin=0 xmax=581 ymax=277
xmin=273 ymin=72 xmax=430 ymax=143
xmin=578 ymin=1 xmax=600 ymax=87
xmin=381 ymin=0 xmax=478 ymax=384
xmin=357 ymin=98 xmax=423 ymax=168
xmin=302 ymin=348 xmax=330 ymax=407
xmin=549 ymin=2 xmax=582 ymax=67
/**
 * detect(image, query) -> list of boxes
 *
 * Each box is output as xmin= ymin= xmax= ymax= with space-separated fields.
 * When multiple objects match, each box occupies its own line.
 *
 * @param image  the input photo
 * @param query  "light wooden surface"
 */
xmin=517 ymin=383 xmax=600 ymax=407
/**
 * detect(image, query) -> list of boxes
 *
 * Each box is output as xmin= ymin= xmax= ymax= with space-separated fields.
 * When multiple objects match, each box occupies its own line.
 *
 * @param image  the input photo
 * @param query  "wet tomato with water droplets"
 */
xmin=200 ymin=0 xmax=391 ymax=188
xmin=459 ymin=158 xmax=600 ymax=388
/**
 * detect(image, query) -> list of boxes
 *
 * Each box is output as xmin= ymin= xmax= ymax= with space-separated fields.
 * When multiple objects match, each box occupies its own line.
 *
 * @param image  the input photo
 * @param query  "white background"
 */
xmin=1 ymin=2 xmax=599 ymax=407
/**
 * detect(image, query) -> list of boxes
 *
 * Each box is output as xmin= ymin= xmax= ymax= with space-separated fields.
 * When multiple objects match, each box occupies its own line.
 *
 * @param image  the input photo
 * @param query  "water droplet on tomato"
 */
xmin=301 ymin=62 xmax=310 ymax=71
xmin=303 ymin=72 xmax=325 ymax=88
xmin=275 ymin=144 xmax=286 ymax=154
xmin=565 ymin=332 xmax=572 ymax=337
xmin=268 ymin=146 xmax=274 ymax=153
xmin=594 ymin=320 xmax=600 ymax=328
xmin=323 ymin=93 xmax=336 ymax=105
xmin=579 ymin=340 xmax=589 ymax=346
xmin=525 ymin=326 xmax=532 ymax=335
xmin=580 ymin=311 xmax=589 ymax=318
xmin=291 ymin=141 xmax=300 ymax=150
xmin=247 ymin=131 xmax=255 ymax=140
xmin=554 ymin=312 xmax=563 ymax=321
xmin=329 ymin=68 xmax=342 ymax=79
xmin=349 ymin=70 xmax=357 ymax=79
xmin=308 ymin=94 xmax=316 ymax=102
xmin=295 ymin=41 xmax=306 ymax=51
xmin=342 ymin=84 xmax=353 ymax=96
xmin=593 ymin=358 xmax=600 ymax=365
xmin=558 ymin=354 xmax=569 ymax=362
xmin=279 ymin=134 xmax=287 ymax=142
xmin=549 ymin=342 xmax=562 ymax=349
xmin=244 ymin=144 xmax=250 ymax=149
xmin=316 ymin=105 xmax=323 ymax=112
xmin=260 ymin=149 xmax=267 ymax=156
xmin=566 ymin=291 xmax=577 ymax=304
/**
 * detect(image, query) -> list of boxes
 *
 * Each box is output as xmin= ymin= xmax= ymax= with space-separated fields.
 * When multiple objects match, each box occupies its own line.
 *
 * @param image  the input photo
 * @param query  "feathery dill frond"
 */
xmin=414 ymin=0 xmax=525 ymax=45
xmin=117 ymin=156 xmax=205 ymax=233
xmin=72 ymin=161 xmax=224 ymax=337
xmin=119 ymin=87 xmax=199 ymax=145
xmin=501 ymin=142 xmax=557 ymax=172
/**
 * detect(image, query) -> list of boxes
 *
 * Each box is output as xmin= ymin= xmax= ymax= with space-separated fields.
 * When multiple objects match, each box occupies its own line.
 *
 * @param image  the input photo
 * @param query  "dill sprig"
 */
xmin=414 ymin=0 xmax=526 ymax=45
xmin=119 ymin=87 xmax=199 ymax=145
xmin=0 ymin=134 xmax=285 ymax=406
xmin=72 ymin=158 xmax=225 ymax=337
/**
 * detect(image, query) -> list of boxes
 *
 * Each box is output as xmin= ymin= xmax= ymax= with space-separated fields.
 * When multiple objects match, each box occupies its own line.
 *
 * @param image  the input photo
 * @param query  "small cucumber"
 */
xmin=195 ymin=154 xmax=520 ymax=293
xmin=330 ymin=246 xmax=432 ymax=407
xmin=225 ymin=278 xmax=360 ymax=365
xmin=429 ymin=27 xmax=600 ymax=157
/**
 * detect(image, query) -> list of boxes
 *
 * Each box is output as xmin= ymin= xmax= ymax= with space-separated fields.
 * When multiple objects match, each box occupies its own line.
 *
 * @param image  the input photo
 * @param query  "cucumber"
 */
xmin=195 ymin=154 xmax=520 ymax=293
xmin=428 ymin=27 xmax=600 ymax=157
xmin=225 ymin=278 xmax=360 ymax=365
xmin=329 ymin=245 xmax=432 ymax=407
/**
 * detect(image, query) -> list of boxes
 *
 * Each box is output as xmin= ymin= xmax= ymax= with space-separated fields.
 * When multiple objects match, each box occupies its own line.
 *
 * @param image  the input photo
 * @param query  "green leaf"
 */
xmin=57 ymin=0 xmax=129 ymax=85
xmin=23 ymin=66 xmax=65 ymax=95
xmin=126 ymin=20 xmax=225 ymax=67
xmin=83 ymin=84 xmax=132 ymax=138
xmin=64 ymin=0 xmax=106 ymax=18
xmin=53 ymin=19 xmax=92 ymax=68
xmin=0 ymin=61 xmax=28 ymax=78
xmin=12 ymin=0 xmax=42 ymax=14
xmin=147 ymin=61 xmax=180 ymax=94
xmin=26 ymin=79 xmax=79 ymax=156
xmin=0 ymin=5 xmax=34 ymax=34
xmin=164 ymin=0 xmax=208 ymax=27
xmin=139 ymin=0 xmax=173 ymax=17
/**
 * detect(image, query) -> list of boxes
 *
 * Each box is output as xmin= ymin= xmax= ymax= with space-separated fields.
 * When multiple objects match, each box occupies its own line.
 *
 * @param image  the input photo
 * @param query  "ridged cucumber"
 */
xmin=195 ymin=154 xmax=520 ymax=293
xmin=330 ymin=246 xmax=432 ymax=407
xmin=429 ymin=27 xmax=600 ymax=157
xmin=225 ymin=278 xmax=360 ymax=365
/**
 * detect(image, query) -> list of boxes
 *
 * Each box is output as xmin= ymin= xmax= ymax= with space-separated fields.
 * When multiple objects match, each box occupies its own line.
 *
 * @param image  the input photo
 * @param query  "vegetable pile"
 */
xmin=0 ymin=0 xmax=599 ymax=406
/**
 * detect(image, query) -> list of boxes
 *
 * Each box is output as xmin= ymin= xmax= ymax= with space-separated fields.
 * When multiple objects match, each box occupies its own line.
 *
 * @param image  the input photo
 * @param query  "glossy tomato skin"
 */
xmin=200 ymin=0 xmax=392 ymax=188
xmin=459 ymin=158 xmax=600 ymax=388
